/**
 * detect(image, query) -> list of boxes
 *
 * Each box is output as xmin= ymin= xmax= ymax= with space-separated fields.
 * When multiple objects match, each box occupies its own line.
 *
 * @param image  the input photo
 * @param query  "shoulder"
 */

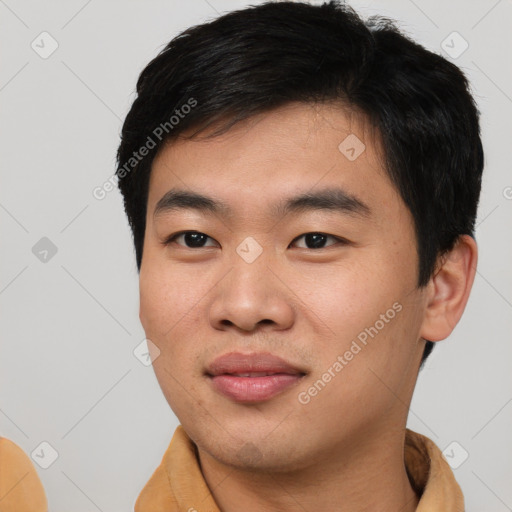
xmin=0 ymin=436 xmax=29 ymax=459
xmin=0 ymin=437 xmax=48 ymax=512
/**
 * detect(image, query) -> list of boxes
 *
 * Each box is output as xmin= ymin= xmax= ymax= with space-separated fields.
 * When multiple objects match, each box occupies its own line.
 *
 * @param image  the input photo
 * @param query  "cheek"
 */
xmin=299 ymin=256 xmax=417 ymax=387
xmin=139 ymin=272 xmax=187 ymax=388
xmin=139 ymin=259 xmax=207 ymax=411
xmin=296 ymin=260 xmax=395 ymax=345
xmin=138 ymin=254 xmax=217 ymax=379
xmin=139 ymin=265 xmax=173 ymax=339
xmin=139 ymin=256 xmax=203 ymax=339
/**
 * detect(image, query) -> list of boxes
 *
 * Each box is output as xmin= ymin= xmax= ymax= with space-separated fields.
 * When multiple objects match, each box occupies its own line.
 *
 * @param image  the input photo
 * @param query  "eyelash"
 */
xmin=162 ymin=231 xmax=349 ymax=250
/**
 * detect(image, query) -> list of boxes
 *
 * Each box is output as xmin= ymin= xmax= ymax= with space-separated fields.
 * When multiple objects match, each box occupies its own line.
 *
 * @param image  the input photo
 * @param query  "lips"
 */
xmin=228 ymin=372 xmax=281 ymax=377
xmin=205 ymin=352 xmax=306 ymax=403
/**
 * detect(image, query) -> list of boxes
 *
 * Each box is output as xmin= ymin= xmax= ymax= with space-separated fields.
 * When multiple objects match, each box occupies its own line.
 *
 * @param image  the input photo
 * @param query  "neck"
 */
xmin=197 ymin=427 xmax=420 ymax=512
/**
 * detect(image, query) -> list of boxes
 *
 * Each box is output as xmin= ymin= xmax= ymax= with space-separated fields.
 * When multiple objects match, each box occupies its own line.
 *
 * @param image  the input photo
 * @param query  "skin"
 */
xmin=139 ymin=102 xmax=477 ymax=512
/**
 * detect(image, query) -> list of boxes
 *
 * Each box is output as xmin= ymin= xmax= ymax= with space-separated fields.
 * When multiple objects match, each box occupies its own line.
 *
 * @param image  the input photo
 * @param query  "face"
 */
xmin=139 ymin=102 xmax=429 ymax=471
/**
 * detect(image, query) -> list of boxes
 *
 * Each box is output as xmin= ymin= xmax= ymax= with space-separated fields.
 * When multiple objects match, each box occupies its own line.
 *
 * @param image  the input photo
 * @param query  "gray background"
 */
xmin=1 ymin=0 xmax=511 ymax=510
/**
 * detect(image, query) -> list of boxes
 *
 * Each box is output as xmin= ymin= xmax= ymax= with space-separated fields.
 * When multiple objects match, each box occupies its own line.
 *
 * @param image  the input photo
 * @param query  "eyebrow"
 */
xmin=153 ymin=187 xmax=371 ymax=220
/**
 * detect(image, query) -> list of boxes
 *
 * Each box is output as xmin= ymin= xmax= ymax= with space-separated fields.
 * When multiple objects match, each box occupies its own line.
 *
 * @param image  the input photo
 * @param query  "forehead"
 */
xmin=147 ymin=102 xmax=397 ymax=221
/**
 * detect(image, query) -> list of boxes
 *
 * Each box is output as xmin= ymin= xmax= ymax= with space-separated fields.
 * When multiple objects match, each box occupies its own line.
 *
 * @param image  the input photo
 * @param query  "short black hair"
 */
xmin=116 ymin=0 xmax=484 ymax=366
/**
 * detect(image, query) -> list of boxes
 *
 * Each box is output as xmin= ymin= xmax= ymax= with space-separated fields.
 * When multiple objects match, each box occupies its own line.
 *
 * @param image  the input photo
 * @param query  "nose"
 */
xmin=208 ymin=252 xmax=295 ymax=333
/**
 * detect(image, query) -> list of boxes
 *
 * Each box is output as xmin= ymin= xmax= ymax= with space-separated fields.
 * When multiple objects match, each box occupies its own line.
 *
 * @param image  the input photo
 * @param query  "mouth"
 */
xmin=205 ymin=352 xmax=307 ymax=403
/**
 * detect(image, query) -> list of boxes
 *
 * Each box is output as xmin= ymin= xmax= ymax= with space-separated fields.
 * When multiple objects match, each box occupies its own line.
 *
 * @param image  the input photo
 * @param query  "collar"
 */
xmin=135 ymin=426 xmax=465 ymax=511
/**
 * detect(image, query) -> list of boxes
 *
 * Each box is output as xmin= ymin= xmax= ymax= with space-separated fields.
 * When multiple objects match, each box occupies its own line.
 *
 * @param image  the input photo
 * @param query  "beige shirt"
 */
xmin=135 ymin=426 xmax=465 ymax=512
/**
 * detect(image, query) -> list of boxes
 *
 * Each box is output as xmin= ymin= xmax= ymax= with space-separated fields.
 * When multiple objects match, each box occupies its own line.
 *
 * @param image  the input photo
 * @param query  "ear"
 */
xmin=419 ymin=234 xmax=478 ymax=342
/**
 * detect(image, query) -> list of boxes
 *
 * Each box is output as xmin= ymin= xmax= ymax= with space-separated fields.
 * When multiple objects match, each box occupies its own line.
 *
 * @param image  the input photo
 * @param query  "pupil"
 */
xmin=186 ymin=232 xmax=206 ymax=247
xmin=306 ymin=233 xmax=326 ymax=248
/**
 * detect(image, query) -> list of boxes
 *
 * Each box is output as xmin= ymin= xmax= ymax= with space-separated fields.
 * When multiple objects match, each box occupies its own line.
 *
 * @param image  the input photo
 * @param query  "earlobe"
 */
xmin=419 ymin=235 xmax=478 ymax=342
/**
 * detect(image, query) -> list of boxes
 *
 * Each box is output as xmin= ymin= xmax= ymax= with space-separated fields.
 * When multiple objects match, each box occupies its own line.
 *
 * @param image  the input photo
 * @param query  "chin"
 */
xmin=190 ymin=422 xmax=315 ymax=473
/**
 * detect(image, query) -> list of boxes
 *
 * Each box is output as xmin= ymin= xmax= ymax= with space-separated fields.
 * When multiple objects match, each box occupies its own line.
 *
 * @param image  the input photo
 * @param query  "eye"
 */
xmin=290 ymin=232 xmax=347 ymax=249
xmin=162 ymin=231 xmax=348 ymax=250
xmin=163 ymin=231 xmax=218 ymax=248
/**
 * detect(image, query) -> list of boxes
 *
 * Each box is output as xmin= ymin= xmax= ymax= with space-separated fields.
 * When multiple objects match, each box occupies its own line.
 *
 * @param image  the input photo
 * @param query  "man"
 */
xmin=116 ymin=1 xmax=483 ymax=510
